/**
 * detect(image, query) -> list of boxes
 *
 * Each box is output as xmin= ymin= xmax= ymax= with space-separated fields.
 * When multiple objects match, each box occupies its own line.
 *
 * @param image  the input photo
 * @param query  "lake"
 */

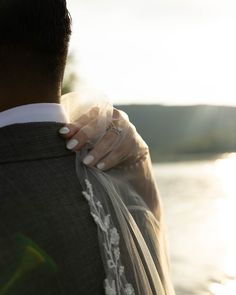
xmin=153 ymin=154 xmax=236 ymax=295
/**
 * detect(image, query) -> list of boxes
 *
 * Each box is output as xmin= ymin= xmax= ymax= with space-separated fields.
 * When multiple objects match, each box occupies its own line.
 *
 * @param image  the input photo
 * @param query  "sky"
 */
xmin=67 ymin=0 xmax=236 ymax=105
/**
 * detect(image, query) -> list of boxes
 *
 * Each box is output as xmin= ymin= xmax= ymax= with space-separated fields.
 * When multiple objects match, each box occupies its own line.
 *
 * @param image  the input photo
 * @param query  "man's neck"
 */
xmin=0 ymin=86 xmax=61 ymax=112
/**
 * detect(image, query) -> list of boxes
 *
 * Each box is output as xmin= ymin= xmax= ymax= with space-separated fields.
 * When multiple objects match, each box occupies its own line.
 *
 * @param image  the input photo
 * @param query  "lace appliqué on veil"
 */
xmin=82 ymin=179 xmax=135 ymax=295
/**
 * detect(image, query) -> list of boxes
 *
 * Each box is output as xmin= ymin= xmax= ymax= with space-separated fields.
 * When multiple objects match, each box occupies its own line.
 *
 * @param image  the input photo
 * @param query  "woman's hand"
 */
xmin=59 ymin=108 xmax=148 ymax=171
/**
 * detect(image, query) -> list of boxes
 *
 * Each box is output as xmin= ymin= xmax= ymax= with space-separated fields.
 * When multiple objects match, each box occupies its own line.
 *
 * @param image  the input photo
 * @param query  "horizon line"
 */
xmin=114 ymin=102 xmax=236 ymax=108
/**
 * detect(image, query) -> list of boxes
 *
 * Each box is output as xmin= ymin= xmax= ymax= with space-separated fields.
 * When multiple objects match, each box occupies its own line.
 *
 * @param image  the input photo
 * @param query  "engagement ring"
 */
xmin=107 ymin=124 xmax=123 ymax=135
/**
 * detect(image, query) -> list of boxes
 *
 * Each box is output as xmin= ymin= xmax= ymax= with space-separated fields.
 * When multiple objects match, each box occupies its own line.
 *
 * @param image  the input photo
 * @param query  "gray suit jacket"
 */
xmin=0 ymin=123 xmax=105 ymax=295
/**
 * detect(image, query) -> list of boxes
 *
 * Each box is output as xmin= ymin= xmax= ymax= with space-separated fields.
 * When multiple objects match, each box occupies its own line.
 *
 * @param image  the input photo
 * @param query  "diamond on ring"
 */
xmin=107 ymin=126 xmax=123 ymax=135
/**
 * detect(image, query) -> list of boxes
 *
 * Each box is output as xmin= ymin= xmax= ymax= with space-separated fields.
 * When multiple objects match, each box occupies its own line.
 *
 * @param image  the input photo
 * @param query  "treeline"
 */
xmin=116 ymin=104 xmax=236 ymax=162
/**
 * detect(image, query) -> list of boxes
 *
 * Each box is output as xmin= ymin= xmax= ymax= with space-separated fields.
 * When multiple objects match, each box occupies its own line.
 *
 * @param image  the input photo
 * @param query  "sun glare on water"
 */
xmin=209 ymin=154 xmax=236 ymax=295
xmin=214 ymin=154 xmax=236 ymax=198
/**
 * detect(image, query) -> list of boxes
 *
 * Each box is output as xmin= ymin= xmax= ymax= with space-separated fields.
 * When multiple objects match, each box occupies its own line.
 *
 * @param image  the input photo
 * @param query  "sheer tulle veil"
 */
xmin=60 ymin=89 xmax=175 ymax=295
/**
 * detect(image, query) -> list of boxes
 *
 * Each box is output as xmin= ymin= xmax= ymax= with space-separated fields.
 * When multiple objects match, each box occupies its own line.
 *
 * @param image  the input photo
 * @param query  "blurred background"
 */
xmin=64 ymin=1 xmax=236 ymax=294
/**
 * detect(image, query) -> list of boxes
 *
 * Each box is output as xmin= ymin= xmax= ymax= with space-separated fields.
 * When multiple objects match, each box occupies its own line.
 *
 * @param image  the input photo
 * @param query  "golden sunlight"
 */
xmin=68 ymin=0 xmax=236 ymax=105
xmin=209 ymin=280 xmax=236 ymax=295
xmin=214 ymin=154 xmax=236 ymax=197
xmin=209 ymin=154 xmax=236 ymax=295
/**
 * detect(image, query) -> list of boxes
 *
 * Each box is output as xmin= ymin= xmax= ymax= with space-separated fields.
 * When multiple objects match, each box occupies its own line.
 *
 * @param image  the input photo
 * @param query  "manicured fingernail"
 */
xmin=59 ymin=127 xmax=70 ymax=135
xmin=83 ymin=155 xmax=94 ymax=165
xmin=97 ymin=162 xmax=105 ymax=170
xmin=66 ymin=139 xmax=79 ymax=150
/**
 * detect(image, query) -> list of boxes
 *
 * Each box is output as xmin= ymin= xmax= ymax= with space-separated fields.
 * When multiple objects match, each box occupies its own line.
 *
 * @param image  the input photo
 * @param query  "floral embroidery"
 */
xmin=105 ymin=279 xmax=117 ymax=295
xmin=119 ymin=266 xmax=124 ymax=276
xmin=82 ymin=179 xmax=135 ymax=295
xmin=110 ymin=228 xmax=120 ymax=246
xmin=125 ymin=284 xmax=135 ymax=295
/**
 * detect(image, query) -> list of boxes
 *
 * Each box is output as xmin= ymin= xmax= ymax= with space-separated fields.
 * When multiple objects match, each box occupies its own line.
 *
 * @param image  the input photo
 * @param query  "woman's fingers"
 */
xmin=59 ymin=105 xmax=110 ymax=151
xmin=58 ymin=107 xmax=146 ymax=170
xmin=66 ymin=129 xmax=90 ymax=151
xmin=82 ymin=131 xmax=121 ymax=167
xmin=58 ymin=124 xmax=81 ymax=150
xmin=59 ymin=118 xmax=109 ymax=152
xmin=96 ymin=147 xmax=126 ymax=171
xmin=59 ymin=107 xmax=100 ymax=139
xmin=59 ymin=124 xmax=80 ymax=139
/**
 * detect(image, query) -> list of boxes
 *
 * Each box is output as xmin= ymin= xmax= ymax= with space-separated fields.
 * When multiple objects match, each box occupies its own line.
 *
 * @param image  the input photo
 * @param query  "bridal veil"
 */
xmin=61 ymin=90 xmax=175 ymax=295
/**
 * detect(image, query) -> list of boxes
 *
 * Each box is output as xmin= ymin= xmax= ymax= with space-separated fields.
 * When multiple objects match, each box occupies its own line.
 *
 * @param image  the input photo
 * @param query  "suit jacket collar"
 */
xmin=0 ymin=103 xmax=69 ymax=128
xmin=0 ymin=123 xmax=73 ymax=164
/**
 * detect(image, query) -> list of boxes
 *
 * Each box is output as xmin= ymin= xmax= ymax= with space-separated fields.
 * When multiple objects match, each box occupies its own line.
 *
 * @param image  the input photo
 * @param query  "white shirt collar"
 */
xmin=0 ymin=103 xmax=69 ymax=128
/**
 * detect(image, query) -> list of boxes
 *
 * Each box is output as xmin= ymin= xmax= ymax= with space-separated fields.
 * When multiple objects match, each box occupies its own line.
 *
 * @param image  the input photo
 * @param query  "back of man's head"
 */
xmin=0 ymin=0 xmax=72 ymax=84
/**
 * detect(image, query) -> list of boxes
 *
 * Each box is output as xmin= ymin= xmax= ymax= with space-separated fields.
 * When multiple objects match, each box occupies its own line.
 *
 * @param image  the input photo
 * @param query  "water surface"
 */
xmin=154 ymin=154 xmax=236 ymax=295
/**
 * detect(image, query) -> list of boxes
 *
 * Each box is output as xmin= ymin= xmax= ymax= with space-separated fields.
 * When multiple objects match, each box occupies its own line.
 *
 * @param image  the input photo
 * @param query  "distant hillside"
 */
xmin=115 ymin=105 xmax=236 ymax=162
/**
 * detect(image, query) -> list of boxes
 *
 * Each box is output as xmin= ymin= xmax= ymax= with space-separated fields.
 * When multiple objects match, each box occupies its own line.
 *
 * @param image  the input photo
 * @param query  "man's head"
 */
xmin=0 ymin=0 xmax=72 ymax=95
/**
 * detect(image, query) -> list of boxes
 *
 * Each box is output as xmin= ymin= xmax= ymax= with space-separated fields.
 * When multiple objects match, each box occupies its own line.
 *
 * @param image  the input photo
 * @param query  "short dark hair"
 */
xmin=0 ymin=0 xmax=72 ymax=82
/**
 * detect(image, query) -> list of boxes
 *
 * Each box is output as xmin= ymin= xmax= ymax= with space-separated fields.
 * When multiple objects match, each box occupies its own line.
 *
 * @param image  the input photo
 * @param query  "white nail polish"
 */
xmin=59 ymin=127 xmax=70 ymax=135
xmin=97 ymin=163 xmax=105 ymax=170
xmin=83 ymin=155 xmax=94 ymax=165
xmin=66 ymin=139 xmax=79 ymax=150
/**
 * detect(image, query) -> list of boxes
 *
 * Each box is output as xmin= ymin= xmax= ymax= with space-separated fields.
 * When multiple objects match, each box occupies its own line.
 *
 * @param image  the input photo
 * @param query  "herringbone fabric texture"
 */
xmin=0 ymin=123 xmax=105 ymax=295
